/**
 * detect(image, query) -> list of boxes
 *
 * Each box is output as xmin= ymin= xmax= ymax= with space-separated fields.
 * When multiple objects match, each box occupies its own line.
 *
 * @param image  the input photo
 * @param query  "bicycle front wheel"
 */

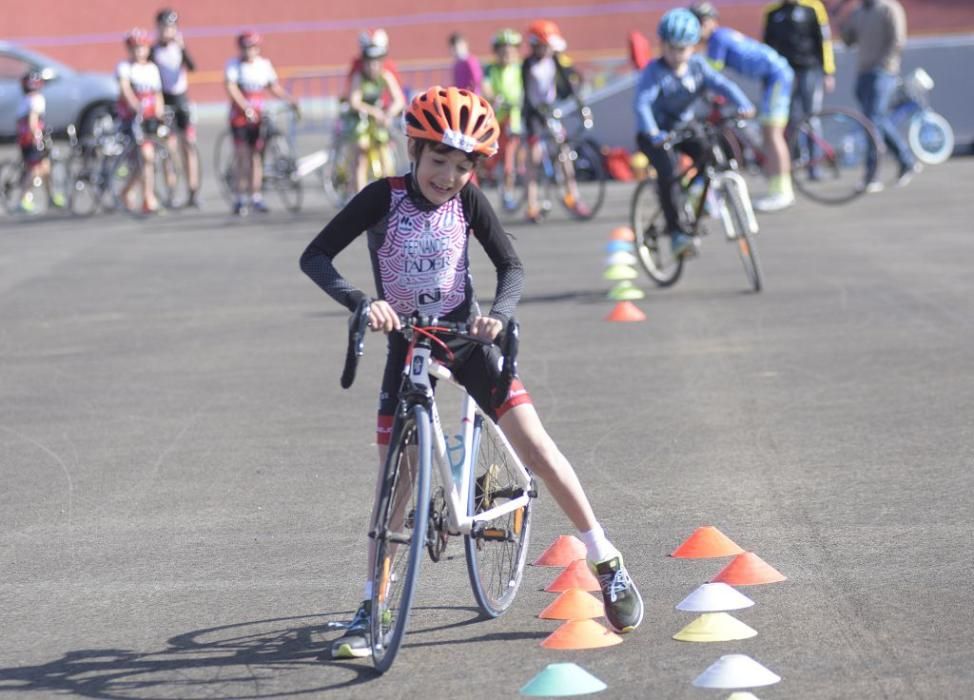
xmin=264 ymin=133 xmax=303 ymax=213
xmin=789 ymin=107 xmax=879 ymax=205
xmin=630 ymin=177 xmax=684 ymax=287
xmin=721 ymin=178 xmax=763 ymax=292
xmin=908 ymin=110 xmax=953 ymax=165
xmin=0 ymin=161 xmax=22 ymax=214
xmin=370 ymin=404 xmax=431 ymax=673
xmin=464 ymin=410 xmax=533 ymax=618
xmin=213 ymin=130 xmax=235 ymax=206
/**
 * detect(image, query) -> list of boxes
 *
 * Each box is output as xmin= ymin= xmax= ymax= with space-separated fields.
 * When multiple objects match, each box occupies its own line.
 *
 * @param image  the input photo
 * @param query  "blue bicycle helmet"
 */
xmin=657 ymin=8 xmax=701 ymax=47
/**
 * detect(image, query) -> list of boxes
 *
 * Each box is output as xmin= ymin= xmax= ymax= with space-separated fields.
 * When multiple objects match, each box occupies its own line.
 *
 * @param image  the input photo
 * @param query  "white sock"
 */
xmin=579 ymin=524 xmax=621 ymax=563
xmin=363 ymin=580 xmax=373 ymax=601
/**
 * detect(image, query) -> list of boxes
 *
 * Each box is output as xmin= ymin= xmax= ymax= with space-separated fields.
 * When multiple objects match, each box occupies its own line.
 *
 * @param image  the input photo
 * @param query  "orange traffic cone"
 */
xmin=541 ymin=618 xmax=623 ymax=650
xmin=539 ymin=587 xmax=605 ymax=620
xmin=545 ymin=559 xmax=601 ymax=593
xmin=610 ymin=226 xmax=636 ymax=242
xmin=711 ymin=552 xmax=787 ymax=586
xmin=605 ymin=301 xmax=646 ymax=322
xmin=671 ymin=526 xmax=745 ymax=558
xmin=532 ymin=535 xmax=587 ymax=567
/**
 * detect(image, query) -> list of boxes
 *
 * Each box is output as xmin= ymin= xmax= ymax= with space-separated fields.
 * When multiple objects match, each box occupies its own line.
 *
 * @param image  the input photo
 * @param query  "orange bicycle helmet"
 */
xmin=405 ymin=86 xmax=499 ymax=157
xmin=526 ymin=19 xmax=566 ymax=52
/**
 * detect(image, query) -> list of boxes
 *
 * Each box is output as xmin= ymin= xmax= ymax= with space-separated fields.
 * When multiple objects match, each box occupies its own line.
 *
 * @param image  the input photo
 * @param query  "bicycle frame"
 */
xmin=403 ymin=339 xmax=533 ymax=537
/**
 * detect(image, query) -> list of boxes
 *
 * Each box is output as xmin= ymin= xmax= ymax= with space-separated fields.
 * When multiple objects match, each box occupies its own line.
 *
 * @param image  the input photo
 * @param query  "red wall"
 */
xmin=7 ymin=0 xmax=973 ymax=101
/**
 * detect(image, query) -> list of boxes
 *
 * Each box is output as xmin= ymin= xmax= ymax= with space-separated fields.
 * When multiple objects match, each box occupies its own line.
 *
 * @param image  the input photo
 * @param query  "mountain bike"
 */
xmin=717 ymin=104 xmax=880 ymax=205
xmin=508 ymin=105 xmax=606 ymax=222
xmin=214 ymin=105 xmax=303 ymax=213
xmin=630 ymin=118 xmax=762 ymax=292
xmin=340 ymin=300 xmax=535 ymax=673
xmin=890 ymin=67 xmax=954 ymax=166
xmin=320 ymin=106 xmax=405 ymax=208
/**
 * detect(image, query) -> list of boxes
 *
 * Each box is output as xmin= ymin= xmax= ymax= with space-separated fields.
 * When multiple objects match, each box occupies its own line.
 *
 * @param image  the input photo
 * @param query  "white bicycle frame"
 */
xmin=713 ymin=169 xmax=760 ymax=238
xmin=406 ymin=345 xmax=533 ymax=536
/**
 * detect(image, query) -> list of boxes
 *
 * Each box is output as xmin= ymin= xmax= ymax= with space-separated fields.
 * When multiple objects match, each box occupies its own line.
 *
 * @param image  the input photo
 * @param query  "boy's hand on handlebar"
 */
xmin=470 ymin=315 xmax=503 ymax=342
xmin=737 ymin=107 xmax=757 ymax=120
xmin=368 ymin=300 xmax=401 ymax=333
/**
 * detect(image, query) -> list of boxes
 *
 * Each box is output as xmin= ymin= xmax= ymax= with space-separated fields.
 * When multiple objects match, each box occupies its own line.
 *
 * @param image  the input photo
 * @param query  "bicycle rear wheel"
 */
xmin=264 ymin=133 xmax=303 ymax=213
xmin=0 ymin=161 xmax=23 ymax=214
xmin=789 ymin=107 xmax=879 ymax=205
xmin=555 ymin=137 xmax=606 ymax=220
xmin=464 ymin=410 xmax=533 ymax=618
xmin=630 ymin=177 xmax=684 ymax=287
xmin=66 ymin=150 xmax=102 ymax=217
xmin=908 ymin=110 xmax=953 ymax=165
xmin=720 ymin=177 xmax=762 ymax=292
xmin=370 ymin=405 xmax=431 ymax=673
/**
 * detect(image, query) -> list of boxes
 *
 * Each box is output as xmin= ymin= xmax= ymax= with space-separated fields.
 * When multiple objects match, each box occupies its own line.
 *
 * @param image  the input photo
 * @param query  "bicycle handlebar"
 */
xmin=340 ymin=299 xmax=520 ymax=406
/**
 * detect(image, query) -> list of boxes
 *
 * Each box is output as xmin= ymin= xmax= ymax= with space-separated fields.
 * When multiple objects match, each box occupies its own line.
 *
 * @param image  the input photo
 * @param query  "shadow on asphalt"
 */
xmin=0 ymin=611 xmax=379 ymax=698
xmin=0 ymin=604 xmax=530 ymax=698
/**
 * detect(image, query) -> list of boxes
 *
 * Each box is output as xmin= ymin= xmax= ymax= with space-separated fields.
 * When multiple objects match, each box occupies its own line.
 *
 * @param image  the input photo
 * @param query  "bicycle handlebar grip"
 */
xmin=340 ymin=300 xmax=371 ymax=389
xmin=491 ymin=319 xmax=520 ymax=409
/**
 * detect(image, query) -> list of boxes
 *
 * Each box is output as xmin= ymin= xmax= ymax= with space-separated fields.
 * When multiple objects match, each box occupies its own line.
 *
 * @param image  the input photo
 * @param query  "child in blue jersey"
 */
xmin=634 ymin=9 xmax=754 ymax=259
xmin=691 ymin=2 xmax=796 ymax=212
xmin=301 ymin=86 xmax=644 ymax=661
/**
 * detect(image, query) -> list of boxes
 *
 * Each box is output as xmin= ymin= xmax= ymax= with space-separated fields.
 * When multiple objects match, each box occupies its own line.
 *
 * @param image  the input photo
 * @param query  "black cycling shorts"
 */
xmin=163 ymin=92 xmax=194 ymax=133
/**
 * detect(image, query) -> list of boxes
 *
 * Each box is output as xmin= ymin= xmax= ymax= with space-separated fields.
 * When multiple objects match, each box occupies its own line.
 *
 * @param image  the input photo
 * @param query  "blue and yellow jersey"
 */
xmin=704 ymin=26 xmax=790 ymax=80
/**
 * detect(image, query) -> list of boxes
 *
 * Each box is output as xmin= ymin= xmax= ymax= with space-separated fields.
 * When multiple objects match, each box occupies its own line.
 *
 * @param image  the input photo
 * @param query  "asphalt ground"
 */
xmin=1 ymin=130 xmax=973 ymax=698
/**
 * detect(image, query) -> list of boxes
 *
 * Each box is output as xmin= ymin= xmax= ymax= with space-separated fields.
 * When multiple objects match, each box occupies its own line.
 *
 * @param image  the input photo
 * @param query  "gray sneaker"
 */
xmin=330 ymin=601 xmax=371 ymax=659
xmin=593 ymin=556 xmax=644 ymax=633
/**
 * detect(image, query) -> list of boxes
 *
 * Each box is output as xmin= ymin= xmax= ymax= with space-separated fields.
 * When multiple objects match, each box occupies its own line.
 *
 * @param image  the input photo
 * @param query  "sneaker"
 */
xmin=17 ymin=194 xmax=35 ymax=214
xmin=752 ymin=191 xmax=795 ymax=213
xmin=330 ymin=600 xmax=371 ymax=659
xmin=670 ymin=231 xmax=697 ymax=259
xmin=232 ymin=201 xmax=249 ymax=217
xmin=186 ymin=191 xmax=201 ymax=209
xmin=592 ymin=556 xmax=644 ymax=633
xmin=501 ymin=192 xmax=519 ymax=212
xmin=896 ymin=162 xmax=922 ymax=187
xmin=861 ymin=179 xmax=884 ymax=194
xmin=50 ymin=193 xmax=67 ymax=209
xmin=525 ymin=205 xmax=543 ymax=224
xmin=251 ymin=199 xmax=270 ymax=214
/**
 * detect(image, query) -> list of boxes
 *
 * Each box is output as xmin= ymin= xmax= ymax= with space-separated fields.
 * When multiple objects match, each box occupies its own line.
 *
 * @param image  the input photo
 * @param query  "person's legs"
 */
xmin=497 ymin=402 xmax=643 ymax=632
xmin=754 ymin=69 xmax=796 ymax=212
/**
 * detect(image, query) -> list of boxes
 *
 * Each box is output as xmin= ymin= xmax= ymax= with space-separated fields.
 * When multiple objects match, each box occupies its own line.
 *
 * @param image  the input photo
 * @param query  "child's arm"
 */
xmin=300 ymin=179 xmax=391 ymax=311
xmin=633 ymin=67 xmax=665 ymax=142
xmin=461 ymin=185 xmax=525 ymax=323
xmin=381 ymin=69 xmax=407 ymax=119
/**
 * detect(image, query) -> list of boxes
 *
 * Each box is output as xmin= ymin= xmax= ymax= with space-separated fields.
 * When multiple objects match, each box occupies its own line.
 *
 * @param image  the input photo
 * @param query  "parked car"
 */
xmin=0 ymin=41 xmax=118 ymax=141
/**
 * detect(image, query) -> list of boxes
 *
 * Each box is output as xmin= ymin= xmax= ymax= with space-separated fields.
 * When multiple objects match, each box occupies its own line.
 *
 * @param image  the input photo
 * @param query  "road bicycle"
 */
xmin=717 ymin=104 xmax=880 ymax=206
xmin=503 ymin=105 xmax=606 ymax=222
xmin=890 ymin=67 xmax=954 ymax=166
xmin=214 ymin=105 xmax=303 ymax=213
xmin=340 ymin=300 xmax=535 ymax=673
xmin=0 ymin=129 xmax=70 ymax=216
xmin=630 ymin=118 xmax=762 ymax=292
xmin=65 ymin=121 xmax=129 ymax=217
xmin=105 ymin=117 xmax=176 ymax=217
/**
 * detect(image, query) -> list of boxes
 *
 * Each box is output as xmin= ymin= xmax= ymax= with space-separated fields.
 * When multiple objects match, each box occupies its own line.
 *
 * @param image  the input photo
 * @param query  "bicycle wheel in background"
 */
xmin=263 ymin=133 xmax=303 ymax=213
xmin=0 ymin=161 xmax=22 ymax=214
xmin=213 ymin=129 xmax=235 ymax=206
xmin=630 ymin=177 xmax=684 ymax=287
xmin=370 ymin=405 xmax=431 ymax=674
xmin=720 ymin=177 xmax=763 ymax=292
xmin=908 ymin=110 xmax=954 ymax=165
xmin=554 ymin=137 xmax=605 ymax=220
xmin=464 ymin=410 xmax=533 ymax=618
xmin=66 ymin=149 xmax=103 ymax=217
xmin=789 ymin=107 xmax=879 ymax=205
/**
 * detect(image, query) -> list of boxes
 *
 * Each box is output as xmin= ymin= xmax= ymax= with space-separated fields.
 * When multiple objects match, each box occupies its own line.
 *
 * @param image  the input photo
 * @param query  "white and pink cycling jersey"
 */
xmin=116 ymin=60 xmax=162 ymax=120
xmin=225 ymin=56 xmax=277 ymax=126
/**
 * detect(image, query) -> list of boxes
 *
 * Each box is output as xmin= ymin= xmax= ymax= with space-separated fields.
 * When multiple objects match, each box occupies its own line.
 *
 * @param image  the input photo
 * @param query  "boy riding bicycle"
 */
xmin=345 ymin=30 xmax=406 ymax=194
xmin=634 ymin=9 xmax=755 ymax=258
xmin=301 ymin=85 xmax=643 ymax=660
